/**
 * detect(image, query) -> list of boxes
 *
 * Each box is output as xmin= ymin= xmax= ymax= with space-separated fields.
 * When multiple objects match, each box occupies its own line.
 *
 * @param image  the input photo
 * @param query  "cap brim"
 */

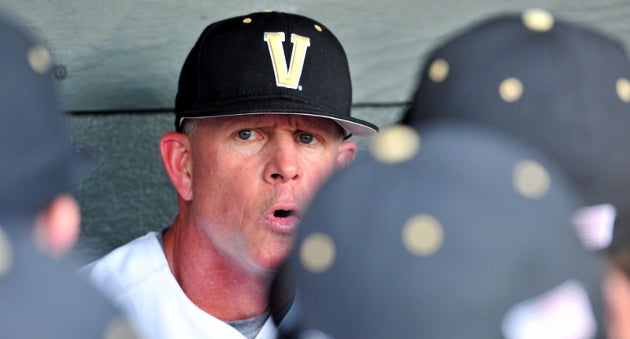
xmin=176 ymin=98 xmax=378 ymax=137
xmin=179 ymin=112 xmax=378 ymax=138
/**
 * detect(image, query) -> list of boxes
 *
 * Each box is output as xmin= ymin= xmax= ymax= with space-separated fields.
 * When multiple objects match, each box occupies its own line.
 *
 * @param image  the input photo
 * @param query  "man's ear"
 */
xmin=335 ymin=140 xmax=357 ymax=170
xmin=160 ymin=132 xmax=193 ymax=201
xmin=33 ymin=194 xmax=80 ymax=259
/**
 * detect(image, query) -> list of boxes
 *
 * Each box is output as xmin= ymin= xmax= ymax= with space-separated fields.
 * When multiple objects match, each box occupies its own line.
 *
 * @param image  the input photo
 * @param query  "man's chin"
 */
xmin=254 ymin=243 xmax=294 ymax=274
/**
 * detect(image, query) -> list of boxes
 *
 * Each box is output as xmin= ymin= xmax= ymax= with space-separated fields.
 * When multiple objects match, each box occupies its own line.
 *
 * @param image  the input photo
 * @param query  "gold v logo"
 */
xmin=264 ymin=32 xmax=311 ymax=90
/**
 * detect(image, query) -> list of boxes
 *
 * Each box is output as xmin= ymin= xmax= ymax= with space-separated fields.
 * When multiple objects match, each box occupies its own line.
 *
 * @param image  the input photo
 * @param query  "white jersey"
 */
xmin=80 ymin=231 xmax=277 ymax=339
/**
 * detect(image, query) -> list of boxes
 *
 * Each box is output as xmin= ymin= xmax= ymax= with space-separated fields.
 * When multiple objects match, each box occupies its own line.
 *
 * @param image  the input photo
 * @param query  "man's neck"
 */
xmin=162 ymin=215 xmax=272 ymax=321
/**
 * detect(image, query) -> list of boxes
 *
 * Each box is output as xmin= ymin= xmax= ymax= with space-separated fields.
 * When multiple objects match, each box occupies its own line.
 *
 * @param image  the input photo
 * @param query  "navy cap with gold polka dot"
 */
xmin=0 ymin=16 xmax=137 ymax=339
xmin=0 ymin=17 xmax=93 ymax=225
xmin=402 ymin=9 xmax=630 ymax=251
xmin=270 ymin=121 xmax=604 ymax=338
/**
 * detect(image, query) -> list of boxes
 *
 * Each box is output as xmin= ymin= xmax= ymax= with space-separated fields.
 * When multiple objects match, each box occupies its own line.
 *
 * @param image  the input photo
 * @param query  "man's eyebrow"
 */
xmin=302 ymin=123 xmax=344 ymax=135
xmin=220 ymin=116 xmax=337 ymax=132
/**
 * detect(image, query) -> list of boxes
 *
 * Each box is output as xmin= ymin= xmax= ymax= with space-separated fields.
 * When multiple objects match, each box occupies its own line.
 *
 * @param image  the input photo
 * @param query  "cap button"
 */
xmin=522 ymin=8 xmax=555 ymax=32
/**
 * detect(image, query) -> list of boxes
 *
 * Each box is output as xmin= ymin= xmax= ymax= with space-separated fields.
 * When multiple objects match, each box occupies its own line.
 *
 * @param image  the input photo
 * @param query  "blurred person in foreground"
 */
xmin=270 ymin=122 xmax=605 ymax=339
xmin=402 ymin=8 xmax=630 ymax=338
xmin=269 ymin=9 xmax=624 ymax=338
xmin=0 ymin=15 xmax=136 ymax=338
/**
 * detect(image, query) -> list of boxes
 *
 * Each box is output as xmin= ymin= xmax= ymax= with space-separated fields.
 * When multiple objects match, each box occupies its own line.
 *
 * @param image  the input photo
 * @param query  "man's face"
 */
xmin=186 ymin=114 xmax=354 ymax=273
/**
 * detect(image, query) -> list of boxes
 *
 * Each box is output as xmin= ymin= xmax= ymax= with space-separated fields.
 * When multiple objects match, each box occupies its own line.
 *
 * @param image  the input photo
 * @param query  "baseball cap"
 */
xmin=0 ymin=16 xmax=92 ymax=224
xmin=271 ymin=121 xmax=604 ymax=338
xmin=175 ymin=11 xmax=378 ymax=137
xmin=402 ymin=9 xmax=630 ymax=248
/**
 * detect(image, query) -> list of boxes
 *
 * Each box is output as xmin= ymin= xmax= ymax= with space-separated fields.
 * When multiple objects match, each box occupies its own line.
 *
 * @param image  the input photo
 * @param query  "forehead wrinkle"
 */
xmin=204 ymin=114 xmax=338 ymax=132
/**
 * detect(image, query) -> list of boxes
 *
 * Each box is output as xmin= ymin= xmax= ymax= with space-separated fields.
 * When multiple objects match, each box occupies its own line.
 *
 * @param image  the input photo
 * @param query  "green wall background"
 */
xmin=1 ymin=0 xmax=629 ymax=263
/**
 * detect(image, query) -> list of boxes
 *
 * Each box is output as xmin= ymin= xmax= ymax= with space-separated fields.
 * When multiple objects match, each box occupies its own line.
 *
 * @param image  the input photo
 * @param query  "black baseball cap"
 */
xmin=403 ymin=9 xmax=630 ymax=247
xmin=0 ymin=17 xmax=92 ymax=224
xmin=175 ymin=11 xmax=378 ymax=137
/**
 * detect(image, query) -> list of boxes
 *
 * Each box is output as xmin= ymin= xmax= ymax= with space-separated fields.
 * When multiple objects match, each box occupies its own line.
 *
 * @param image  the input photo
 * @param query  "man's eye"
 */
xmin=237 ymin=129 xmax=254 ymax=140
xmin=298 ymin=133 xmax=316 ymax=144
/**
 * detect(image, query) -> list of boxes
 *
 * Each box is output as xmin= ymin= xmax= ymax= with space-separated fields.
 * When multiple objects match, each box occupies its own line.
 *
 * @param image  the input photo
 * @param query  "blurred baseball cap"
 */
xmin=271 ymin=121 xmax=604 ymax=338
xmin=0 ymin=16 xmax=92 ymax=224
xmin=402 ymin=9 xmax=630 ymax=250
xmin=175 ymin=11 xmax=378 ymax=137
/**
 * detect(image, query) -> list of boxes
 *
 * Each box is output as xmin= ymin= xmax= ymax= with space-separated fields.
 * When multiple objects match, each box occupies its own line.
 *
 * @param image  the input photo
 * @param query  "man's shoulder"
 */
xmin=79 ymin=231 xmax=167 ymax=297
xmin=1 ymin=240 xmax=131 ymax=338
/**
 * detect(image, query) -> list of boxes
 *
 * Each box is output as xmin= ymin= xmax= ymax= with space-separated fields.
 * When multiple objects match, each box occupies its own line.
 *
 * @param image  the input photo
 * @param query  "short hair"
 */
xmin=181 ymin=119 xmax=198 ymax=136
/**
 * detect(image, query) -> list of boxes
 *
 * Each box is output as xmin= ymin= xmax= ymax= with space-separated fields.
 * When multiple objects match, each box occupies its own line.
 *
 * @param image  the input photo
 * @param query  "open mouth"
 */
xmin=274 ymin=210 xmax=294 ymax=218
xmin=268 ymin=207 xmax=300 ymax=233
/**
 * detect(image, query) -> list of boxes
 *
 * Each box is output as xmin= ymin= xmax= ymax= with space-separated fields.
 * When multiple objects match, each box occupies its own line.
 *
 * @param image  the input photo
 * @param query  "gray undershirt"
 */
xmin=227 ymin=312 xmax=269 ymax=339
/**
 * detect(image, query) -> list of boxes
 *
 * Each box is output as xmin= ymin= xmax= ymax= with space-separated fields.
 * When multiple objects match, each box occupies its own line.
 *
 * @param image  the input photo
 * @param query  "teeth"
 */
xmin=274 ymin=210 xmax=292 ymax=218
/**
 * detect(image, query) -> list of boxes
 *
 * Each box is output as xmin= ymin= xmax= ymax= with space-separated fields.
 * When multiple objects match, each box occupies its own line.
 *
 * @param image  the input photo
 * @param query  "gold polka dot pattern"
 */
xmin=499 ymin=78 xmax=523 ymax=103
xmin=27 ymin=45 xmax=51 ymax=74
xmin=300 ymin=233 xmax=336 ymax=273
xmin=370 ymin=124 xmax=421 ymax=164
xmin=402 ymin=214 xmax=444 ymax=256
xmin=513 ymin=159 xmax=551 ymax=199
xmin=428 ymin=59 xmax=449 ymax=83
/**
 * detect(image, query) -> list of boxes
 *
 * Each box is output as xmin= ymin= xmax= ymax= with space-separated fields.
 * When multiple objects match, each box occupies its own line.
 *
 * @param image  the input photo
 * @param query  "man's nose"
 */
xmin=263 ymin=137 xmax=302 ymax=184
